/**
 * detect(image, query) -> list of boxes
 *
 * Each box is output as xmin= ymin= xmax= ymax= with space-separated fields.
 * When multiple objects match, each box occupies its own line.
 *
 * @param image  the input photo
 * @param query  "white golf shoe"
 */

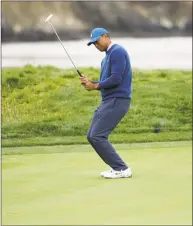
xmin=100 ymin=168 xmax=132 ymax=179
xmin=100 ymin=168 xmax=113 ymax=177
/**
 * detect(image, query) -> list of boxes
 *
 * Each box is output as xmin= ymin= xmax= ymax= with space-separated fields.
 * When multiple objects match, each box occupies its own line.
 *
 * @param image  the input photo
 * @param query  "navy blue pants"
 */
xmin=87 ymin=97 xmax=130 ymax=171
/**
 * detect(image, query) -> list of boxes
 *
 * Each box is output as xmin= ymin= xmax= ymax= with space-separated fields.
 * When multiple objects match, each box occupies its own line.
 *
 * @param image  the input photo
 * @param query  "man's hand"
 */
xmin=84 ymin=80 xmax=99 ymax=91
xmin=80 ymin=75 xmax=99 ymax=91
xmin=80 ymin=75 xmax=89 ymax=85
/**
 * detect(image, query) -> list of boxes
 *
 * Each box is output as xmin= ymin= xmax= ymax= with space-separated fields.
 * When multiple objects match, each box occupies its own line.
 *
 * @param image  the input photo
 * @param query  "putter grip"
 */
xmin=77 ymin=70 xmax=83 ymax=77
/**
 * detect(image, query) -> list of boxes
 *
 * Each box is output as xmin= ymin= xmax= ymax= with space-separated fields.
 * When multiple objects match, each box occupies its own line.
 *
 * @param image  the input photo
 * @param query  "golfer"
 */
xmin=80 ymin=28 xmax=132 ymax=179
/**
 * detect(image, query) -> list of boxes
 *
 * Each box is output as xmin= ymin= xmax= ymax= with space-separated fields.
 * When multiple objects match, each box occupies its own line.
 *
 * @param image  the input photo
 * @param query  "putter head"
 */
xmin=45 ymin=14 xmax=53 ymax=23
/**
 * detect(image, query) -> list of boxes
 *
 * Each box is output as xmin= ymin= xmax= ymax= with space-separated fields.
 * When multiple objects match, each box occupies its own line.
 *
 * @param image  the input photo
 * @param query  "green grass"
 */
xmin=2 ymin=131 xmax=192 ymax=148
xmin=2 ymin=65 xmax=192 ymax=147
xmin=2 ymin=141 xmax=192 ymax=225
xmin=2 ymin=66 xmax=192 ymax=224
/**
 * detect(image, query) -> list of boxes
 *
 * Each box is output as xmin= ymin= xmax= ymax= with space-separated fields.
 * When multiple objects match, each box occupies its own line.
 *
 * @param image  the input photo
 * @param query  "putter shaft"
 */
xmin=45 ymin=15 xmax=82 ymax=77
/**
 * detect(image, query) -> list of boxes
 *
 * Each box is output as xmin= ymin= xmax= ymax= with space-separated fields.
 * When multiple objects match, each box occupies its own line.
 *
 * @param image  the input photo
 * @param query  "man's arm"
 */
xmin=98 ymin=49 xmax=126 ymax=89
xmin=79 ymin=57 xmax=105 ymax=90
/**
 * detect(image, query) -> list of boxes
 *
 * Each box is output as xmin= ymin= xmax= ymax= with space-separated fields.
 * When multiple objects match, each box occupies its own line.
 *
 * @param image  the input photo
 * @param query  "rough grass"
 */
xmin=2 ymin=65 xmax=192 ymax=146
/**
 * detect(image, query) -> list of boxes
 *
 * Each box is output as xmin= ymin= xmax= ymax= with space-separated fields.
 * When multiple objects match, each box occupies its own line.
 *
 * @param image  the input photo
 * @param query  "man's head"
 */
xmin=87 ymin=28 xmax=111 ymax=52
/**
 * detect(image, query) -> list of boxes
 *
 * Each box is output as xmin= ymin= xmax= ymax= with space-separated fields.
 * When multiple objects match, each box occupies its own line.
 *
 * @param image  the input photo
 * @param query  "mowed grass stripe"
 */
xmin=2 ymin=140 xmax=191 ymax=155
xmin=2 ymin=142 xmax=192 ymax=225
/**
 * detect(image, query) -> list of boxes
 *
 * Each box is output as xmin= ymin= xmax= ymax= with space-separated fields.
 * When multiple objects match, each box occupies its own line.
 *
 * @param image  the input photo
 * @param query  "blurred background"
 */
xmin=2 ymin=1 xmax=192 ymax=69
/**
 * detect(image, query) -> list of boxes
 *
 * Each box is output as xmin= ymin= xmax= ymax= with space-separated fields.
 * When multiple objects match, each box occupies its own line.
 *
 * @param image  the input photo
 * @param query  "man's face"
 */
xmin=93 ymin=35 xmax=109 ymax=52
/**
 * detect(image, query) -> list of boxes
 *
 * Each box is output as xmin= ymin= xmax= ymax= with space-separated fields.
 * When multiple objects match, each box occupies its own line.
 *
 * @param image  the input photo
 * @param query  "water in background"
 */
xmin=2 ymin=37 xmax=192 ymax=70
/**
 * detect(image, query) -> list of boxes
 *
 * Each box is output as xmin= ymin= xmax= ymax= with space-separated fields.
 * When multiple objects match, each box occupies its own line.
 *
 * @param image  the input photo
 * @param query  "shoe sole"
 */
xmin=103 ymin=174 xmax=132 ymax=179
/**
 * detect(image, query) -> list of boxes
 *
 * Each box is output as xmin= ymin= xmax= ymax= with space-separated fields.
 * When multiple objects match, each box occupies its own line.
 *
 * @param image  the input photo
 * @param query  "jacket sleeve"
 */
xmin=99 ymin=49 xmax=126 ymax=89
xmin=92 ymin=58 xmax=105 ymax=85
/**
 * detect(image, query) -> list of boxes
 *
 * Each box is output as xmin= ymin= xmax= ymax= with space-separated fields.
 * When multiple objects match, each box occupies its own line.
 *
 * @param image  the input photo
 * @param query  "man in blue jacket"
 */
xmin=80 ymin=28 xmax=132 ymax=179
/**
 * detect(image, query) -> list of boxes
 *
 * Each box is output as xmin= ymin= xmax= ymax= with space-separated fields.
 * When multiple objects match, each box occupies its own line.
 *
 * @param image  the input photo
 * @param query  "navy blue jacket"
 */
xmin=98 ymin=44 xmax=132 ymax=101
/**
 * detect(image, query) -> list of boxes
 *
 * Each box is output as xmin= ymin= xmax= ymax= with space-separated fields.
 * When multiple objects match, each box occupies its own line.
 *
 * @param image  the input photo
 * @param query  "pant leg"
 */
xmin=87 ymin=107 xmax=110 ymax=165
xmin=87 ymin=97 xmax=131 ymax=171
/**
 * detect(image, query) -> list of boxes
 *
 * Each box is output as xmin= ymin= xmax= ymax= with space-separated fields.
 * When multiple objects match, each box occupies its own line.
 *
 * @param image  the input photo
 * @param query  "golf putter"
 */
xmin=45 ymin=14 xmax=83 ymax=77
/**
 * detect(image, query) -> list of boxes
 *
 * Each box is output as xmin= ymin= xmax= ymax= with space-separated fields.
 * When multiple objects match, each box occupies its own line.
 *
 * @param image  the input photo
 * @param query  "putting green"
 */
xmin=2 ymin=142 xmax=192 ymax=225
